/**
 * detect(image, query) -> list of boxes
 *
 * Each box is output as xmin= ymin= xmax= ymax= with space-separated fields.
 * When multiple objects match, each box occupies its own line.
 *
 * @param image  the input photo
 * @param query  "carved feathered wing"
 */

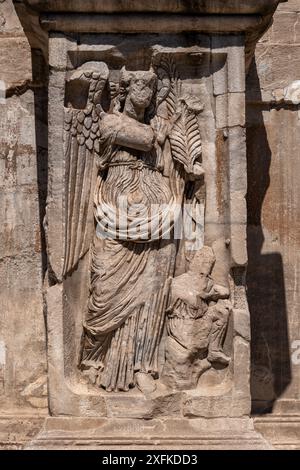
xmin=63 ymin=62 xmax=109 ymax=277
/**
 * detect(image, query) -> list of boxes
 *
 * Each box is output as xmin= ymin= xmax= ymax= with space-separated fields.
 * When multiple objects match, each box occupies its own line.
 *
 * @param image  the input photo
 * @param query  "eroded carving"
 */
xmin=162 ymin=246 xmax=232 ymax=391
xmin=62 ymin=56 xmax=231 ymax=395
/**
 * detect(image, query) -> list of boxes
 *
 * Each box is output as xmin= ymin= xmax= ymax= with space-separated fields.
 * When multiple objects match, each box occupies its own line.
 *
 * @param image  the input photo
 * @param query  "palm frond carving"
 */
xmin=156 ymin=54 xmax=203 ymax=175
xmin=169 ymin=97 xmax=203 ymax=175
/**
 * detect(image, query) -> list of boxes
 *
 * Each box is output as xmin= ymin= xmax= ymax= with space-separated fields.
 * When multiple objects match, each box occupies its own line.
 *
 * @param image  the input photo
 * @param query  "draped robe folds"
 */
xmin=81 ymin=135 xmax=186 ymax=392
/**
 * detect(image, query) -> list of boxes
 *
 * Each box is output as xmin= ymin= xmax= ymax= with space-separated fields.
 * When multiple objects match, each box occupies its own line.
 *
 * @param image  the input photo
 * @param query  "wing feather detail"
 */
xmin=63 ymin=108 xmax=98 ymax=277
xmin=62 ymin=62 xmax=109 ymax=277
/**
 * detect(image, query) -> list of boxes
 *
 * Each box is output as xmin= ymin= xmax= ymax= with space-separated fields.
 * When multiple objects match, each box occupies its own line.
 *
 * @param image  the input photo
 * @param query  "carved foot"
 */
xmin=135 ymin=372 xmax=157 ymax=394
xmin=207 ymin=350 xmax=231 ymax=366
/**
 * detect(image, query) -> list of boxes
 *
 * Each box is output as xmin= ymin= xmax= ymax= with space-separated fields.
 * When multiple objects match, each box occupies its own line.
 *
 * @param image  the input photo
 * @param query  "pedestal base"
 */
xmin=254 ymin=415 xmax=300 ymax=450
xmin=24 ymin=417 xmax=272 ymax=450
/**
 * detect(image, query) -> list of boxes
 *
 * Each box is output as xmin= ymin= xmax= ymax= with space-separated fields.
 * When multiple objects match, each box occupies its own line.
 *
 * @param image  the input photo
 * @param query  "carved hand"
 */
xmin=204 ymin=283 xmax=230 ymax=302
xmin=152 ymin=113 xmax=181 ymax=147
xmin=187 ymin=161 xmax=205 ymax=181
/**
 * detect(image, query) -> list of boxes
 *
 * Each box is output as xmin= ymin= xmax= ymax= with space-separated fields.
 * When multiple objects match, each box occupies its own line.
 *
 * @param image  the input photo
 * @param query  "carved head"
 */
xmin=118 ymin=67 xmax=157 ymax=111
xmin=215 ymin=299 xmax=232 ymax=316
xmin=189 ymin=246 xmax=216 ymax=277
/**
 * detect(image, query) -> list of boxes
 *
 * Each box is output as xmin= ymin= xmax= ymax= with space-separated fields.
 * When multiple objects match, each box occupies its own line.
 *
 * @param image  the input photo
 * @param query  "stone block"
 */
xmin=0 ymin=254 xmax=46 ymax=411
xmin=215 ymin=94 xmax=228 ymax=129
xmin=255 ymin=416 xmax=300 ymax=450
xmin=233 ymin=309 xmax=251 ymax=342
xmin=271 ymin=11 xmax=300 ymax=44
xmin=233 ymin=336 xmax=251 ymax=401
xmin=49 ymin=33 xmax=77 ymax=70
xmin=212 ymin=53 xmax=228 ymax=96
xmin=0 ymin=188 xmax=40 ymax=259
xmin=22 ymin=416 xmax=273 ymax=450
xmin=228 ymin=126 xmax=247 ymax=192
xmin=228 ymin=45 xmax=245 ymax=93
xmin=253 ymin=44 xmax=300 ymax=101
xmin=278 ymin=1 xmax=300 ymax=13
xmin=0 ymin=37 xmax=32 ymax=89
xmin=0 ymin=0 xmax=25 ymax=35
xmin=228 ymin=93 xmax=245 ymax=127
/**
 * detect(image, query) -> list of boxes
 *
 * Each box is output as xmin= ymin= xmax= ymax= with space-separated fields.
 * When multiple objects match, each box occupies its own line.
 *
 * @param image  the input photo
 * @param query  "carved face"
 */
xmin=128 ymin=78 xmax=154 ymax=109
xmin=189 ymin=247 xmax=216 ymax=276
xmin=117 ymin=68 xmax=157 ymax=114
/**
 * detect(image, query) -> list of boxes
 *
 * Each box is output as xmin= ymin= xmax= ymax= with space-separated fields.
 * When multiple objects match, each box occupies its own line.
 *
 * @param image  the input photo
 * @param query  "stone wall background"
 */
xmin=247 ymin=0 xmax=300 ymax=414
xmin=0 ymin=0 xmax=48 ymax=413
xmin=0 ymin=0 xmax=299 ymax=417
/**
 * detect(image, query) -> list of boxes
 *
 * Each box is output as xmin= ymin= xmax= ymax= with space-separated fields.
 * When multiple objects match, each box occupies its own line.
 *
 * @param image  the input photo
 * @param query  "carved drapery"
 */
xmin=60 ymin=52 xmax=231 ymax=395
xmin=13 ymin=0 xmax=283 ymax=421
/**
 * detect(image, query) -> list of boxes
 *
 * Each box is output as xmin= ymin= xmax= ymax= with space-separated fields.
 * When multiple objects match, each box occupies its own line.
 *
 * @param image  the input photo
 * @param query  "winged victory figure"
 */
xmin=62 ymin=58 xmax=207 ymax=394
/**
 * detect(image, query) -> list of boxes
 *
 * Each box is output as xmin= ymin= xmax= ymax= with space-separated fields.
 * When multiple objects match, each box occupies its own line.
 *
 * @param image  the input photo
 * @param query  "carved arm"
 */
xmin=100 ymin=112 xmax=155 ymax=152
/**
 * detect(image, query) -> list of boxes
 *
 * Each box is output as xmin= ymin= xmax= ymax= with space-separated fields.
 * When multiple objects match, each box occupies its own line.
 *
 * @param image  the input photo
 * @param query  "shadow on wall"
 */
xmin=31 ymin=49 xmax=48 ymax=280
xmin=246 ymin=60 xmax=291 ymax=414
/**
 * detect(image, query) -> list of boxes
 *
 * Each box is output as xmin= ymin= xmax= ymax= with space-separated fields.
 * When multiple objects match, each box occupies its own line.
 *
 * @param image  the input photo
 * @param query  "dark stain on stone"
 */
xmin=215 ymin=129 xmax=229 ymax=218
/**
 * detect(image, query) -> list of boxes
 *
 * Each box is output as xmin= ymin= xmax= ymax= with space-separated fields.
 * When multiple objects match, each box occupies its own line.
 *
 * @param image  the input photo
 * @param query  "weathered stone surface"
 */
xmin=22 ymin=416 xmax=273 ymax=450
xmin=212 ymin=56 xmax=228 ymax=97
xmin=247 ymin=106 xmax=300 ymax=416
xmin=0 ymin=0 xmax=24 ymax=35
xmin=278 ymin=0 xmax=300 ymax=12
xmin=233 ymin=309 xmax=251 ymax=342
xmin=0 ymin=1 xmax=47 ymax=415
xmin=0 ymin=415 xmax=46 ymax=450
xmin=24 ymin=0 xmax=285 ymax=15
xmin=40 ymin=14 xmax=265 ymax=35
xmin=246 ymin=5 xmax=300 ymax=442
xmin=43 ymin=31 xmax=250 ymax=424
xmin=271 ymin=11 xmax=300 ymax=44
xmin=248 ymin=43 xmax=300 ymax=102
xmin=1 ymin=0 xmax=299 ymax=452
xmin=254 ymin=416 xmax=300 ymax=450
xmin=0 ymin=37 xmax=31 ymax=89
xmin=228 ymin=93 xmax=245 ymax=127
xmin=182 ymin=395 xmax=250 ymax=419
xmin=105 ymin=391 xmax=182 ymax=419
xmin=227 ymin=41 xmax=245 ymax=93
xmin=215 ymin=94 xmax=228 ymax=129
xmin=0 ymin=253 xmax=47 ymax=411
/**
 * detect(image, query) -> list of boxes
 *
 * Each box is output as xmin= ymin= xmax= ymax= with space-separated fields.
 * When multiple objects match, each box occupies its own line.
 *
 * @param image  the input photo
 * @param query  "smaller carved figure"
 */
xmin=161 ymin=246 xmax=232 ymax=390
